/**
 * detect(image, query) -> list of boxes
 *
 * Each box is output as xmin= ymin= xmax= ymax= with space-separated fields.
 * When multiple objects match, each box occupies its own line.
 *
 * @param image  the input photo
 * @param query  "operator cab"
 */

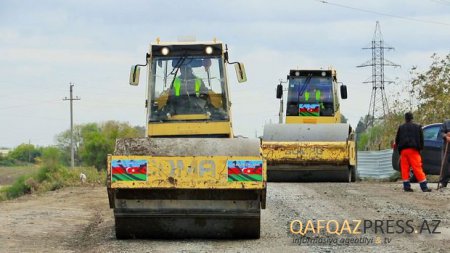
xmin=128 ymin=40 xmax=247 ymax=137
xmin=149 ymin=43 xmax=230 ymax=122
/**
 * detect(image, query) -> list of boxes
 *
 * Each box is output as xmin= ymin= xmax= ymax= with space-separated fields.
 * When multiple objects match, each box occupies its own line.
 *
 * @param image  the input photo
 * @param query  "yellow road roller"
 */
xmin=106 ymin=39 xmax=266 ymax=239
xmin=262 ymin=69 xmax=356 ymax=182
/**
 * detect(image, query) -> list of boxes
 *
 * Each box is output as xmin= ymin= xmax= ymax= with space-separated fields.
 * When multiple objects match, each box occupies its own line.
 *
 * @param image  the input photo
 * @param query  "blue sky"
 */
xmin=1 ymin=0 xmax=449 ymax=147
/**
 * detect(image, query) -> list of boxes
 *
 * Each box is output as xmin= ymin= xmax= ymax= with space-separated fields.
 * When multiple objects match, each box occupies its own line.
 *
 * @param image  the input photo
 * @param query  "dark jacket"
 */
xmin=395 ymin=122 xmax=424 ymax=153
xmin=441 ymin=119 xmax=450 ymax=141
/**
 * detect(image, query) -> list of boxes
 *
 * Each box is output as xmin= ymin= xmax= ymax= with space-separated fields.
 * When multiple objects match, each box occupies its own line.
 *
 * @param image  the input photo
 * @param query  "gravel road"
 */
xmin=0 ymin=182 xmax=448 ymax=253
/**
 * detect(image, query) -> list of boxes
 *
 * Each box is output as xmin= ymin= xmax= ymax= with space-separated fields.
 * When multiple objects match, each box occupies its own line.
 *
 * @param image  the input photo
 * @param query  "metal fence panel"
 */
xmin=357 ymin=149 xmax=396 ymax=179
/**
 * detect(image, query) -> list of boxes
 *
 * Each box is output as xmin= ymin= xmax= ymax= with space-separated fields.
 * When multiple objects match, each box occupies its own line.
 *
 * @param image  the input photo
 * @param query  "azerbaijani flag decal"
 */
xmin=299 ymin=103 xmax=320 ymax=116
xmin=227 ymin=160 xmax=263 ymax=182
xmin=111 ymin=159 xmax=147 ymax=182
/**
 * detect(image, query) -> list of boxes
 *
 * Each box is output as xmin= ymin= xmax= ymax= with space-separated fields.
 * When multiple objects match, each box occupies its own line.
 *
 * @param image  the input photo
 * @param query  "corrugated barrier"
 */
xmin=357 ymin=149 xmax=396 ymax=179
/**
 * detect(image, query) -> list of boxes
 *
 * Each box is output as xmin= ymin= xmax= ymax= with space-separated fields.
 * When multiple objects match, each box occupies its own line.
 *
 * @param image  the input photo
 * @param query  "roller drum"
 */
xmin=262 ymin=123 xmax=353 ymax=182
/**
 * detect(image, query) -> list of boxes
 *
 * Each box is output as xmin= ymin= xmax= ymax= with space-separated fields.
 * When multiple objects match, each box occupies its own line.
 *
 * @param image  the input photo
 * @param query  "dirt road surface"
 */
xmin=0 ymin=182 xmax=449 ymax=253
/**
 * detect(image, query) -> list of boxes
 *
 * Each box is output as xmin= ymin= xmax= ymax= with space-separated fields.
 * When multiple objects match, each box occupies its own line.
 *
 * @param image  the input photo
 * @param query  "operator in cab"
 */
xmin=166 ymin=63 xmax=209 ymax=117
xmin=172 ymin=64 xmax=208 ymax=99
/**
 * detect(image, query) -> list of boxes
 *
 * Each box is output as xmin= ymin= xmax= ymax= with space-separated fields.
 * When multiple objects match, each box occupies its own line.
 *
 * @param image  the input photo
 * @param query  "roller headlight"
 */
xmin=205 ymin=46 xmax=213 ymax=55
xmin=161 ymin=47 xmax=170 ymax=55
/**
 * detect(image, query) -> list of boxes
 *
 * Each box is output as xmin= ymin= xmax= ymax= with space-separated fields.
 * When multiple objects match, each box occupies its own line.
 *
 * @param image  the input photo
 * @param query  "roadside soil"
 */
xmin=0 ymin=182 xmax=448 ymax=253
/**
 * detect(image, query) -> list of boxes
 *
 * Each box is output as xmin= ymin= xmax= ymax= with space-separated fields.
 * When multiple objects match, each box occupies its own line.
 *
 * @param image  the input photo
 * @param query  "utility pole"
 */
xmin=63 ymin=83 xmax=80 ymax=169
xmin=28 ymin=139 xmax=31 ymax=165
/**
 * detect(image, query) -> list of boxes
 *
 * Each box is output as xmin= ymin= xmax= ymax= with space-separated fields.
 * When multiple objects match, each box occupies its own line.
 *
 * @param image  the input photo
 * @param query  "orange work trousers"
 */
xmin=400 ymin=148 xmax=426 ymax=182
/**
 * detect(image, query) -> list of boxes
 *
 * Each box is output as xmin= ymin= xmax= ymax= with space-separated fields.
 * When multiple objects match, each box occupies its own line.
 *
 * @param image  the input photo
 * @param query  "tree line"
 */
xmin=0 ymin=121 xmax=144 ymax=169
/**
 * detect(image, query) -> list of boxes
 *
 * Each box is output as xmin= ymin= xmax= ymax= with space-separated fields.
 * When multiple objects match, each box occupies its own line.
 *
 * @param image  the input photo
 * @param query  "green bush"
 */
xmin=0 ymin=165 xmax=105 ymax=201
xmin=0 ymin=156 xmax=17 ymax=166
xmin=41 ymin=146 xmax=63 ymax=168
xmin=9 ymin=144 xmax=41 ymax=163
xmin=5 ymin=175 xmax=31 ymax=199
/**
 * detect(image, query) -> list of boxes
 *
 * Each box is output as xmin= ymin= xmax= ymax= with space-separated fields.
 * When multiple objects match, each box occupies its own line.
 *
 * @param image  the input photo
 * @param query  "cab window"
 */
xmin=149 ymin=56 xmax=228 ymax=122
xmin=286 ymin=76 xmax=334 ymax=117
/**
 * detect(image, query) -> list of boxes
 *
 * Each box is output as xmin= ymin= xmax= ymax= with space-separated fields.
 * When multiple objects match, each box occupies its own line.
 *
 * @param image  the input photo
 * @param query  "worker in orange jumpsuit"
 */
xmin=395 ymin=112 xmax=431 ymax=192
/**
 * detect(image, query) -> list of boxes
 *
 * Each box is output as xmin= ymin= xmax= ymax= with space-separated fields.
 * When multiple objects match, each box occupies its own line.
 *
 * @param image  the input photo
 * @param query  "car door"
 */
xmin=422 ymin=124 xmax=443 ymax=174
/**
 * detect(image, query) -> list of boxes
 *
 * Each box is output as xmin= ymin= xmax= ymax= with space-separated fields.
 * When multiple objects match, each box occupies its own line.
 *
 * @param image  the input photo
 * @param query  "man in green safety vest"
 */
xmin=172 ymin=65 xmax=208 ymax=98
xmin=304 ymin=88 xmax=321 ymax=102
xmin=165 ymin=64 xmax=209 ymax=116
xmin=303 ymin=88 xmax=324 ymax=116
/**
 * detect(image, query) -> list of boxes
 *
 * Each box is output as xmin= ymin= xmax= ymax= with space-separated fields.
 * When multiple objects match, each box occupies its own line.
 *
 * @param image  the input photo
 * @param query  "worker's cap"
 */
xmin=405 ymin=112 xmax=413 ymax=121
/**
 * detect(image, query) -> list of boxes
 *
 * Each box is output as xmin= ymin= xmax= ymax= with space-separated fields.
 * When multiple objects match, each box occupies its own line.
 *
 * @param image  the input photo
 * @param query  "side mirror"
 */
xmin=276 ymin=84 xmax=283 ymax=99
xmin=340 ymin=84 xmax=348 ymax=99
xmin=129 ymin=65 xmax=140 ymax=86
xmin=234 ymin=63 xmax=247 ymax=83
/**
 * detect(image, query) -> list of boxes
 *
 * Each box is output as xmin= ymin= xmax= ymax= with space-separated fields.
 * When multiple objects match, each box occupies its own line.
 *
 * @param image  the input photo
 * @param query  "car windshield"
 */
xmin=149 ymin=56 xmax=228 ymax=122
xmin=286 ymin=76 xmax=334 ymax=116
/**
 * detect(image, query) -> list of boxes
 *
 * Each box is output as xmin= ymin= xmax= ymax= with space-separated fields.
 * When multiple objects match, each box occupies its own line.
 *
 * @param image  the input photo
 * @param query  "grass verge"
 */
xmin=0 ymin=165 xmax=105 ymax=201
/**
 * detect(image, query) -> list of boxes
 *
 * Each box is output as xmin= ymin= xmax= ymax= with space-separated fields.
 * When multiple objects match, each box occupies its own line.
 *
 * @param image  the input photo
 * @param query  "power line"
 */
xmin=316 ymin=0 xmax=450 ymax=27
